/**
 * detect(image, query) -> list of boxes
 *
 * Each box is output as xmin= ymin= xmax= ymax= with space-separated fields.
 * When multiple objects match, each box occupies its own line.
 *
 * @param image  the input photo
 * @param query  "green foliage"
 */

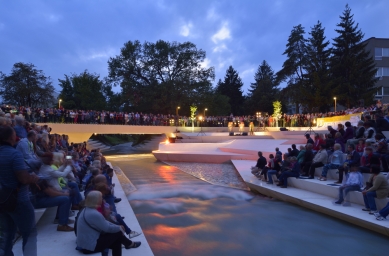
xmin=108 ymin=40 xmax=215 ymax=115
xmin=245 ymin=60 xmax=279 ymax=114
xmin=330 ymin=4 xmax=378 ymax=108
xmin=0 ymin=62 xmax=55 ymax=108
xmin=58 ymin=71 xmax=108 ymax=110
xmin=215 ymin=66 xmax=245 ymax=115
xmin=190 ymin=105 xmax=197 ymax=120
xmin=272 ymin=101 xmax=282 ymax=117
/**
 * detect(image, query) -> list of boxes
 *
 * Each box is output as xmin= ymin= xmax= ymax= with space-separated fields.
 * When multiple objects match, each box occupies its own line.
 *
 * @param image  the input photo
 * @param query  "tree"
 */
xmin=245 ymin=60 xmax=279 ymax=114
xmin=330 ymin=4 xmax=378 ymax=108
xmin=277 ymin=24 xmax=308 ymax=113
xmin=58 ymin=71 xmax=107 ymax=110
xmin=0 ymin=62 xmax=55 ymax=107
xmin=304 ymin=21 xmax=333 ymax=112
xmin=108 ymin=40 xmax=215 ymax=115
xmin=215 ymin=66 xmax=245 ymax=115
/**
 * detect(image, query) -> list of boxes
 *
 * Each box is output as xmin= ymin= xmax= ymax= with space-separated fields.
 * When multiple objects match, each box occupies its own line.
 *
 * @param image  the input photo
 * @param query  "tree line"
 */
xmin=0 ymin=5 xmax=378 ymax=116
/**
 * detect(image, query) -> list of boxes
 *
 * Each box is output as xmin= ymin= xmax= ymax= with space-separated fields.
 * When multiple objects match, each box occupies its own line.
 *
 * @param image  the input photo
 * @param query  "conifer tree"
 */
xmin=330 ymin=4 xmax=378 ymax=108
xmin=215 ymin=66 xmax=245 ymax=115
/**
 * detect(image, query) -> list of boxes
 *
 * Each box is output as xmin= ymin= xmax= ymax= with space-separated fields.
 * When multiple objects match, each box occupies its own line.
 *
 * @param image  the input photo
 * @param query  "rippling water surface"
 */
xmin=108 ymin=154 xmax=389 ymax=256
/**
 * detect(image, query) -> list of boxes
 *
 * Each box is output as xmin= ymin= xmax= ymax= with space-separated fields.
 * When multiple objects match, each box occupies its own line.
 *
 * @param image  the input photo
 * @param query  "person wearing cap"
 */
xmin=334 ymin=162 xmax=363 ymax=204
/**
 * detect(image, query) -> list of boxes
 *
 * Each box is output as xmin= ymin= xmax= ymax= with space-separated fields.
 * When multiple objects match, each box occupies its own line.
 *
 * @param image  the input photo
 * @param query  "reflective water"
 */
xmin=109 ymin=154 xmax=389 ymax=256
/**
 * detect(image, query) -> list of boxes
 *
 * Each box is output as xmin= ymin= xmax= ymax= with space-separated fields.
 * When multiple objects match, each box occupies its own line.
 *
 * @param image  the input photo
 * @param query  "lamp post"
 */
xmin=333 ymin=97 xmax=337 ymax=112
xmin=59 ymin=99 xmax=62 ymax=109
xmin=176 ymin=106 xmax=180 ymax=127
xmin=176 ymin=106 xmax=180 ymax=116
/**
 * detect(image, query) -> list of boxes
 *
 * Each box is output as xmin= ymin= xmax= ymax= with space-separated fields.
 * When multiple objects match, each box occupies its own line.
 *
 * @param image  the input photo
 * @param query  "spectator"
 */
xmin=76 ymin=191 xmax=141 ymax=255
xmin=336 ymin=144 xmax=361 ymax=184
xmin=296 ymin=145 xmax=305 ymax=164
xmin=343 ymin=121 xmax=354 ymax=143
xmin=334 ymin=163 xmax=363 ymax=204
xmin=14 ymin=115 xmax=27 ymax=139
xmin=337 ymin=123 xmax=345 ymax=136
xmin=251 ymin=151 xmax=267 ymax=178
xmin=304 ymin=144 xmax=328 ymax=179
xmin=312 ymin=133 xmax=325 ymax=152
xmin=304 ymin=134 xmax=314 ymax=145
xmin=266 ymin=154 xmax=282 ymax=185
xmin=327 ymin=126 xmax=337 ymax=138
xmin=290 ymin=144 xmax=300 ymax=157
xmin=375 ymin=201 xmax=389 ymax=221
xmin=334 ymin=132 xmax=345 ymax=152
xmin=0 ymin=125 xmax=40 ymax=256
xmin=356 ymin=139 xmax=365 ymax=156
xmin=275 ymin=147 xmax=282 ymax=157
xmin=362 ymin=165 xmax=389 ymax=215
xmin=363 ymin=121 xmax=376 ymax=143
xmin=319 ymin=143 xmax=344 ymax=181
xmin=16 ymin=130 xmax=42 ymax=172
xmin=277 ymin=156 xmax=300 ymax=188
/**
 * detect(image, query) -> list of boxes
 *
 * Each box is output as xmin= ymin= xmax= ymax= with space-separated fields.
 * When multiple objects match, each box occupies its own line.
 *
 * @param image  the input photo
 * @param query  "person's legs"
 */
xmin=34 ymin=196 xmax=71 ymax=225
xmin=0 ymin=211 xmax=16 ymax=255
xmin=68 ymin=181 xmax=82 ymax=205
xmin=9 ymin=200 xmax=37 ymax=256
xmin=309 ymin=162 xmax=324 ymax=178
xmin=322 ymin=164 xmax=330 ymax=178
xmin=267 ymin=170 xmax=277 ymax=184
xmin=114 ymin=213 xmax=131 ymax=235
xmin=337 ymin=166 xmax=345 ymax=183
xmin=93 ymin=232 xmax=133 ymax=256
xmin=366 ymin=191 xmax=378 ymax=211
xmin=337 ymin=186 xmax=346 ymax=202
xmin=104 ymin=194 xmax=117 ymax=213
xmin=379 ymin=202 xmax=389 ymax=218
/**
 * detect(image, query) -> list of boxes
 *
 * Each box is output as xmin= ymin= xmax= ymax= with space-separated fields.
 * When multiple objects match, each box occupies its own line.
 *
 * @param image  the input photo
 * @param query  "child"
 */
xmin=356 ymin=139 xmax=365 ymax=156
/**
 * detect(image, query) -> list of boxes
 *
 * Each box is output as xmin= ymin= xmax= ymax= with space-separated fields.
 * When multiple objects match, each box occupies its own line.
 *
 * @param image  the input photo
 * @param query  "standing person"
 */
xmin=0 ymin=125 xmax=40 ymax=256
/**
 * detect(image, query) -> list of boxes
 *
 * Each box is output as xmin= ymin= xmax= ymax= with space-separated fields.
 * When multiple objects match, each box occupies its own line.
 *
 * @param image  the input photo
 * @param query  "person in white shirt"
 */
xmin=334 ymin=163 xmax=363 ymax=204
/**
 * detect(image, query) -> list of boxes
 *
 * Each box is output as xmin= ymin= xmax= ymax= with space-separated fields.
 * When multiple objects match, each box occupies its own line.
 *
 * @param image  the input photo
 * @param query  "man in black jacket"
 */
xmin=251 ymin=151 xmax=267 ymax=177
xmin=335 ymin=144 xmax=360 ymax=184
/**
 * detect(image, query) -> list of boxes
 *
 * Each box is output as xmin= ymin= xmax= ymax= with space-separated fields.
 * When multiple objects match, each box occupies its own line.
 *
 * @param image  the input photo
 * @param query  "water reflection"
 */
xmin=111 ymin=155 xmax=389 ymax=256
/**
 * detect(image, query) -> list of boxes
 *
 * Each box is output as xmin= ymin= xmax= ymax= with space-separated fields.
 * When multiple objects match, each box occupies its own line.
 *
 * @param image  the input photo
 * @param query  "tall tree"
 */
xmin=277 ymin=24 xmax=308 ymax=113
xmin=330 ymin=4 xmax=378 ymax=108
xmin=58 ymin=70 xmax=107 ymax=110
xmin=304 ymin=21 xmax=332 ymax=112
xmin=215 ymin=66 xmax=245 ymax=115
xmin=245 ymin=60 xmax=279 ymax=114
xmin=0 ymin=62 xmax=55 ymax=107
xmin=108 ymin=40 xmax=215 ymax=115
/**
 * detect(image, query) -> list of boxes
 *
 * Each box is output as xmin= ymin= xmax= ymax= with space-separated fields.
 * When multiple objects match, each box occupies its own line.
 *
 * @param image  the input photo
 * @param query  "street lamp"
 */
xmin=176 ymin=106 xmax=180 ymax=128
xmin=333 ymin=97 xmax=337 ymax=112
xmin=176 ymin=106 xmax=180 ymax=116
xmin=59 ymin=99 xmax=62 ymax=109
xmin=204 ymin=108 xmax=208 ymax=116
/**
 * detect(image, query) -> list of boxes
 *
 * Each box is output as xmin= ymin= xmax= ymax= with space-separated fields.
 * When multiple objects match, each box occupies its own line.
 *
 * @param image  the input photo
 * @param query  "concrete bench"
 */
xmin=34 ymin=208 xmax=47 ymax=224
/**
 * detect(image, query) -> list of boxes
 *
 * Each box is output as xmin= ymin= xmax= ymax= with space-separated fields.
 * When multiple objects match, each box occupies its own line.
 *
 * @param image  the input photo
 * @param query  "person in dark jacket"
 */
xmin=335 ymin=144 xmax=361 ymax=184
xmin=343 ymin=121 xmax=354 ymax=143
xmin=290 ymin=144 xmax=300 ymax=157
xmin=251 ymin=151 xmax=267 ymax=177
xmin=277 ymin=157 xmax=300 ymax=188
xmin=301 ymin=143 xmax=314 ymax=175
xmin=375 ymin=113 xmax=389 ymax=135
xmin=305 ymin=134 xmax=314 ymax=145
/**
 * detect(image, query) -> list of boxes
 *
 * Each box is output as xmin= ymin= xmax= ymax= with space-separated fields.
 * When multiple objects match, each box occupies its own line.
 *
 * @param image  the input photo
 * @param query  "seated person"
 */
xmin=359 ymin=147 xmax=378 ymax=173
xmin=290 ymin=144 xmax=300 ymax=157
xmin=336 ymin=144 xmax=360 ymax=184
xmin=304 ymin=134 xmax=314 ymax=145
xmin=277 ymin=156 xmax=300 ymax=188
xmin=342 ymin=121 xmax=354 ymax=143
xmin=16 ymin=130 xmax=41 ymax=172
xmin=94 ymin=182 xmax=141 ymax=238
xmin=296 ymin=145 xmax=305 ymax=164
xmin=375 ymin=201 xmax=389 ymax=221
xmin=356 ymin=139 xmax=365 ymax=156
xmin=303 ymin=144 xmax=328 ymax=179
xmin=373 ymin=134 xmax=389 ymax=172
xmin=266 ymin=154 xmax=282 ymax=185
xmin=76 ymin=191 xmax=141 ymax=255
xmin=334 ymin=132 xmax=345 ymax=153
xmin=251 ymin=151 xmax=267 ymax=178
xmin=312 ymin=133 xmax=325 ymax=152
xmin=334 ymin=163 xmax=363 ymax=204
xmin=31 ymin=178 xmax=74 ymax=231
xmin=300 ymin=143 xmax=314 ymax=175
xmin=319 ymin=143 xmax=344 ymax=181
xmin=362 ymin=165 xmax=389 ymax=214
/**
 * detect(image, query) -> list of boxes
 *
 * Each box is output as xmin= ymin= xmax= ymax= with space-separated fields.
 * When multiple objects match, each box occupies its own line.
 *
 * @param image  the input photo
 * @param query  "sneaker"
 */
xmin=57 ymin=225 xmax=74 ymax=232
xmin=376 ymin=215 xmax=386 ymax=221
xmin=334 ymin=200 xmax=343 ymax=204
xmin=128 ymin=231 xmax=142 ymax=238
xmin=362 ymin=208 xmax=371 ymax=211
xmin=114 ymin=198 xmax=122 ymax=203
xmin=369 ymin=211 xmax=378 ymax=215
xmin=373 ymin=212 xmax=381 ymax=217
xmin=125 ymin=241 xmax=141 ymax=249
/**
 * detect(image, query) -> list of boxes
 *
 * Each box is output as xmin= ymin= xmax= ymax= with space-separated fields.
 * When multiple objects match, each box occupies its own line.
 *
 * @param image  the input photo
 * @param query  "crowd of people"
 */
xmin=251 ymin=111 xmax=389 ymax=221
xmin=1 ymin=101 xmax=388 ymax=128
xmin=0 ymin=114 xmax=142 ymax=256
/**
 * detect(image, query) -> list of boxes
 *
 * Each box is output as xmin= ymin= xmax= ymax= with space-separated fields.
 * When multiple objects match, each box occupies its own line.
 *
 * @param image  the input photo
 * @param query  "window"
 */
xmin=384 ymin=87 xmax=389 ymax=95
xmin=376 ymin=67 xmax=389 ymax=77
xmin=375 ymin=47 xmax=389 ymax=60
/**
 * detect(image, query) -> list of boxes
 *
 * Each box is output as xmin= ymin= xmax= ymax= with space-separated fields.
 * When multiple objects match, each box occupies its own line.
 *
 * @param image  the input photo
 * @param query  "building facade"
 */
xmin=364 ymin=37 xmax=389 ymax=103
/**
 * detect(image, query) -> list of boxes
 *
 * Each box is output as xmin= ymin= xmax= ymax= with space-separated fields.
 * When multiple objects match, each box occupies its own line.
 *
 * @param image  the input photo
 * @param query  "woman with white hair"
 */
xmin=76 ymin=191 xmax=141 ymax=255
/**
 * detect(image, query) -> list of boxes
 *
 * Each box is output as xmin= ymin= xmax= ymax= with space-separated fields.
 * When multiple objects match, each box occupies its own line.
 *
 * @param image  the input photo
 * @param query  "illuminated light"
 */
xmin=165 ymin=139 xmax=170 ymax=144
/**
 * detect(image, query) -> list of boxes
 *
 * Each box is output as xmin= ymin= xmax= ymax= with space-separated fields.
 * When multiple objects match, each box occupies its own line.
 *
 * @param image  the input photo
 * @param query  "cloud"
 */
xmin=78 ymin=47 xmax=117 ymax=62
xmin=241 ymin=68 xmax=255 ymax=79
xmin=211 ymin=22 xmax=231 ymax=43
xmin=207 ymin=7 xmax=219 ymax=20
xmin=180 ymin=22 xmax=192 ymax=37
xmin=213 ymin=43 xmax=227 ymax=53
xmin=200 ymin=58 xmax=211 ymax=68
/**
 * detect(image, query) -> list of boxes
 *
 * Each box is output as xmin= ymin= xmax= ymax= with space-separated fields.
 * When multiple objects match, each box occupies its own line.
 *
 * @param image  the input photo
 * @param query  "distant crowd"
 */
xmin=250 ymin=112 xmax=389 ymax=222
xmin=0 ymin=114 xmax=142 ymax=255
xmin=1 ymin=101 xmax=388 ymax=127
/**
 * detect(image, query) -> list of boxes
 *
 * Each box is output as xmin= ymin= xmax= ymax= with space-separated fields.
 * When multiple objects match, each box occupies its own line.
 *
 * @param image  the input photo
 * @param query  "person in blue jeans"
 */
xmin=334 ymin=163 xmax=363 ymax=204
xmin=31 ymin=179 xmax=74 ymax=231
xmin=362 ymin=165 xmax=389 ymax=214
xmin=0 ymin=125 xmax=40 ymax=256
xmin=375 ymin=202 xmax=389 ymax=220
xmin=319 ymin=143 xmax=344 ymax=181
xmin=277 ymin=156 xmax=300 ymax=188
xmin=267 ymin=154 xmax=282 ymax=184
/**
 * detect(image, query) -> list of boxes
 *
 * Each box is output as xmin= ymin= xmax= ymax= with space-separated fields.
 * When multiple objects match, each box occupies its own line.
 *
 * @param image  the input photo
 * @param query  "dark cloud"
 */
xmin=0 ymin=0 xmax=388 ymax=95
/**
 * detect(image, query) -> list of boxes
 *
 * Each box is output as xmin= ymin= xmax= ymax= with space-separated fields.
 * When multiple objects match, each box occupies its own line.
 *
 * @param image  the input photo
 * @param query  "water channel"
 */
xmin=108 ymin=154 xmax=389 ymax=256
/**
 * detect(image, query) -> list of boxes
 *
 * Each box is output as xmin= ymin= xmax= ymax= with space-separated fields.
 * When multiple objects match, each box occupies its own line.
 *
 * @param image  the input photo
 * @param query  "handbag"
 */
xmin=0 ymin=184 xmax=19 ymax=212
